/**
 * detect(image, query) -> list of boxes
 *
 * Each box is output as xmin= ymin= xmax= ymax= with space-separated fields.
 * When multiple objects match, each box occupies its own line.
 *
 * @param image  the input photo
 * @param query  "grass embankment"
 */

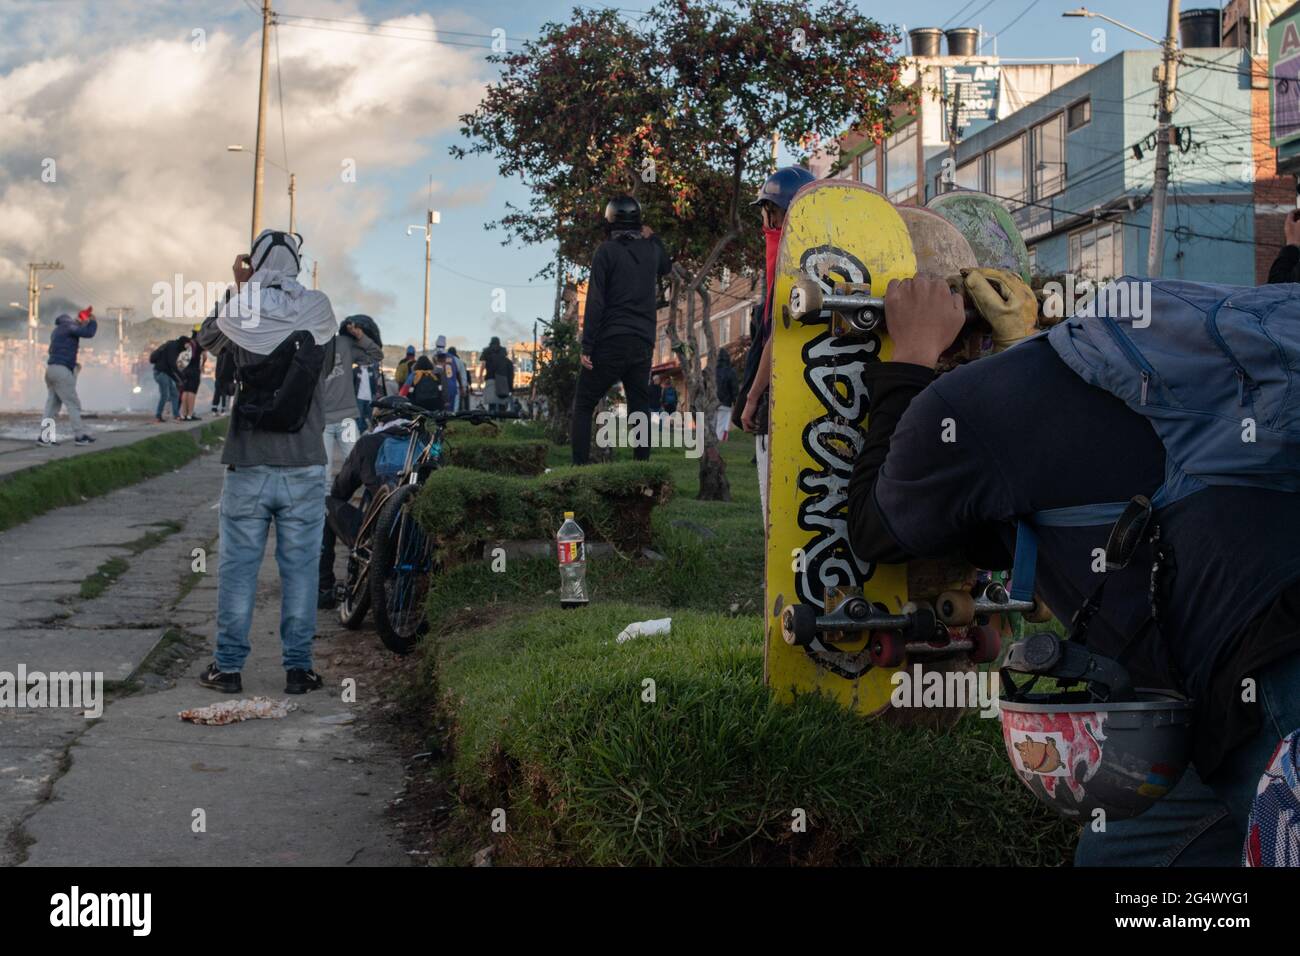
xmin=0 ymin=420 xmax=226 ymax=534
xmin=416 ymin=430 xmax=1078 ymax=865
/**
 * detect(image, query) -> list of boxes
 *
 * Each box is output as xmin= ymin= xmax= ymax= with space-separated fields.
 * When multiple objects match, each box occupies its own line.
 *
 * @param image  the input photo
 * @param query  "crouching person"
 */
xmin=195 ymin=230 xmax=338 ymax=695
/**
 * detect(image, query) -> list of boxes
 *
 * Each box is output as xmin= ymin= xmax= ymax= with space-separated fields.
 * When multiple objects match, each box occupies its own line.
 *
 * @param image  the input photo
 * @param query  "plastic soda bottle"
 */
xmin=556 ymin=511 xmax=589 ymax=609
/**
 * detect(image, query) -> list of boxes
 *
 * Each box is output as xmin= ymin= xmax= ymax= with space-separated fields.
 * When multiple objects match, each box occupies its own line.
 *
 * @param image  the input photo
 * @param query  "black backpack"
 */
xmin=410 ymin=369 xmax=445 ymax=413
xmin=231 ymin=331 xmax=326 ymax=433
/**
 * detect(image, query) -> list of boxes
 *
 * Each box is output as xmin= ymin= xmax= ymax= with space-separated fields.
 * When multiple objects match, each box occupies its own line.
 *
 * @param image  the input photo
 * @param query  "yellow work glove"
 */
xmin=962 ymin=267 xmax=1039 ymax=352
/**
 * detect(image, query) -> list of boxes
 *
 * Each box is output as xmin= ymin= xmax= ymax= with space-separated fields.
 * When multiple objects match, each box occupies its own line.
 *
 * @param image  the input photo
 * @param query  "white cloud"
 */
xmin=0 ymin=7 xmax=488 ymax=325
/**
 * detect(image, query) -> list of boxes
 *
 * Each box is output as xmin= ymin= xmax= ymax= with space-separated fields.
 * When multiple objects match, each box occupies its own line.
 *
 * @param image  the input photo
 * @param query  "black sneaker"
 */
xmin=285 ymin=668 xmax=324 ymax=695
xmin=74 ymin=434 xmax=96 ymax=445
xmin=35 ymin=436 xmax=57 ymax=446
xmin=198 ymin=662 xmax=242 ymax=693
xmin=317 ymin=587 xmax=338 ymax=610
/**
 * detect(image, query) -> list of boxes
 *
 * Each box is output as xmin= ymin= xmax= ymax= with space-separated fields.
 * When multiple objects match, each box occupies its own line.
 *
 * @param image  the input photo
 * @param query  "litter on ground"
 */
xmin=178 ymin=697 xmax=299 ymax=725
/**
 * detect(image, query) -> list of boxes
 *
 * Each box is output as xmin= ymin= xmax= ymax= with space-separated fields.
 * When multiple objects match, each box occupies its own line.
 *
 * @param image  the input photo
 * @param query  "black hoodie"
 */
xmin=581 ymin=231 xmax=670 ymax=353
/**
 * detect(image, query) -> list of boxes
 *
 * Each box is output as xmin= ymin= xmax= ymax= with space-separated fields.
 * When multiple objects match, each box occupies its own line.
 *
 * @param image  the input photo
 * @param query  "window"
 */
xmin=857 ymin=148 xmax=878 ymax=189
xmin=956 ymin=158 xmax=981 ymax=190
xmin=1033 ymin=113 xmax=1066 ymax=198
xmin=1027 ymin=247 xmax=1037 ymax=273
xmin=1069 ymin=221 xmax=1124 ymax=280
xmin=720 ymin=315 xmax=731 ymax=344
xmin=991 ymin=134 xmax=1026 ymax=203
xmin=886 ymin=124 xmax=918 ymax=202
xmin=1067 ymin=98 xmax=1091 ymax=131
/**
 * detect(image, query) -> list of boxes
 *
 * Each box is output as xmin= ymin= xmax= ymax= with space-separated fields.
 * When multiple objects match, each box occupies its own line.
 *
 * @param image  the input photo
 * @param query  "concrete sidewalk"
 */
xmin=0 ymin=440 xmax=410 ymax=867
xmin=0 ymin=412 xmax=215 ymax=479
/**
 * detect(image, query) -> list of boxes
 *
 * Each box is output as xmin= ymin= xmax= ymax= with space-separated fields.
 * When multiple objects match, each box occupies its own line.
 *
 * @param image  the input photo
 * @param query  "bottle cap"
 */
xmin=564 ymin=511 xmax=574 ymax=519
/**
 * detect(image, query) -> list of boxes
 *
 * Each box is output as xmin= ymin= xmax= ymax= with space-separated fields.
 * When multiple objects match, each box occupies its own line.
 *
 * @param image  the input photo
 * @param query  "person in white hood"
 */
xmin=194 ymin=230 xmax=337 ymax=696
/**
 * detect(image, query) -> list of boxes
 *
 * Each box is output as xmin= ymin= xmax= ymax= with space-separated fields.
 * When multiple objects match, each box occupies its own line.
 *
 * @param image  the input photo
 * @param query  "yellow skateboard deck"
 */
xmin=764 ymin=182 xmax=916 ymax=715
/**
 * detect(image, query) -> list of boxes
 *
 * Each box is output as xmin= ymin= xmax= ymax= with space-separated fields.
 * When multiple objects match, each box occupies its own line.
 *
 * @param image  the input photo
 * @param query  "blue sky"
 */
xmin=0 ymin=1 xmax=1171 ymax=351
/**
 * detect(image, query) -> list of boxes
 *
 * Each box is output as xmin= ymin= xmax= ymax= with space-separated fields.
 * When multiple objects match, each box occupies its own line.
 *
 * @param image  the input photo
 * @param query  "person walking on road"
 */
xmin=447 ymin=345 xmax=469 ymax=410
xmin=570 ymin=195 xmax=671 ymax=464
xmin=481 ymin=336 xmax=510 ymax=412
xmin=194 ymin=229 xmax=338 ymax=696
xmin=40 ymin=307 xmax=98 ymax=446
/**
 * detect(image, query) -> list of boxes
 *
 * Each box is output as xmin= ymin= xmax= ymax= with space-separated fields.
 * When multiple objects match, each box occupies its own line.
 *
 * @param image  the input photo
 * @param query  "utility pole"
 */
xmin=407 ymin=208 xmax=440 ymax=354
xmin=311 ymin=260 xmax=318 ymax=290
xmin=1147 ymin=0 xmax=1180 ymax=278
xmin=27 ymin=261 xmax=63 ymax=354
xmin=250 ymin=0 xmax=273 ymax=246
xmin=946 ymin=81 xmax=964 ymax=193
xmin=106 ymin=306 xmax=134 ymax=368
xmin=288 ymin=172 xmax=296 ymax=235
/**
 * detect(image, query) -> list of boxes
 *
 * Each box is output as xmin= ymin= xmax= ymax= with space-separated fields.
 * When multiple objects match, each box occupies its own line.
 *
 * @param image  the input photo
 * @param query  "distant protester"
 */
xmin=714 ymin=349 xmax=738 ymax=441
xmin=178 ymin=326 xmax=204 ymax=421
xmin=149 ymin=335 xmax=188 ymax=423
xmin=447 ymin=345 xmax=469 ymax=411
xmin=405 ymin=354 xmax=445 ymax=413
xmin=40 ymin=307 xmax=98 ymax=446
xmin=194 ymin=229 xmax=338 ymax=697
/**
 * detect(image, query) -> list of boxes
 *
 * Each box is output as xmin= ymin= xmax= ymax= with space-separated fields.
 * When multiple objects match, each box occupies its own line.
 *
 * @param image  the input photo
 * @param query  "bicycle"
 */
xmin=336 ymin=397 xmax=499 ymax=654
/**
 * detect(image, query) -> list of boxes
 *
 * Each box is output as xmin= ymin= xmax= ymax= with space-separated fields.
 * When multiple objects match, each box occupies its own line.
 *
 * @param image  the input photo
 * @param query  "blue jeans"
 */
xmin=1076 ymin=651 xmax=1300 ymax=866
xmin=215 ymin=465 xmax=326 ymax=672
xmin=356 ymin=399 xmax=371 ymax=435
xmin=154 ymin=371 xmax=179 ymax=419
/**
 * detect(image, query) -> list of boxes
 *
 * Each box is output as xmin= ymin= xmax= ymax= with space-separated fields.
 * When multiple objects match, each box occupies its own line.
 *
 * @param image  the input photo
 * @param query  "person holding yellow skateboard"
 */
xmin=846 ymin=271 xmax=1300 ymax=866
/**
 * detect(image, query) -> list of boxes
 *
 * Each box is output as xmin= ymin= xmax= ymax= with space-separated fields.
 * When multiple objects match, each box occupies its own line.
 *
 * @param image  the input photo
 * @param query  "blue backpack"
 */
xmin=1011 ymin=277 xmax=1300 ymax=601
xmin=374 ymin=431 xmax=434 ymax=484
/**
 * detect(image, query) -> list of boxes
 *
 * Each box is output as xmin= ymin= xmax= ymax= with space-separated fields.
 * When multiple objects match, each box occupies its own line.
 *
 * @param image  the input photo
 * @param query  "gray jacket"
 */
xmin=321 ymin=330 xmax=383 ymax=424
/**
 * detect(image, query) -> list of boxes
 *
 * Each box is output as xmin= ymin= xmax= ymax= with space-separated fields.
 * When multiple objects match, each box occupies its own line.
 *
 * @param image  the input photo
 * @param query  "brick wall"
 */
xmin=1252 ymin=54 xmax=1295 ymax=283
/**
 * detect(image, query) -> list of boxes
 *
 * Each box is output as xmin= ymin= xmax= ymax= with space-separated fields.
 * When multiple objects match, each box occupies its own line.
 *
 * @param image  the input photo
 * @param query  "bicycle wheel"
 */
xmin=337 ymin=548 xmax=371 ymax=629
xmin=370 ymin=483 xmax=435 ymax=654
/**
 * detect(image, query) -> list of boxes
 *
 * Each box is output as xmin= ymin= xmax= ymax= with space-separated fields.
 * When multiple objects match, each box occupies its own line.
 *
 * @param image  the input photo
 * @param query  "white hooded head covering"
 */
xmin=216 ymin=229 xmax=336 ymax=355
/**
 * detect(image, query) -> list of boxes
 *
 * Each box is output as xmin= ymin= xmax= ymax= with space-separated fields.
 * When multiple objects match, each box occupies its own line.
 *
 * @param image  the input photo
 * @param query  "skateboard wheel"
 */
xmin=868 ymin=631 xmax=906 ymax=668
xmin=1025 ymin=597 xmax=1054 ymax=624
xmin=969 ymin=624 xmax=1002 ymax=664
xmin=782 ymin=604 xmax=818 ymax=647
xmin=936 ymin=590 xmax=975 ymax=627
xmin=789 ymin=278 xmax=823 ymax=319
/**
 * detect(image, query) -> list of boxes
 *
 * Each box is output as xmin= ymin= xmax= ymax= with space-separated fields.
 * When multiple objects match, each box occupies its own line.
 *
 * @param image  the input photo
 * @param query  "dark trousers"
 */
xmin=319 ymin=495 xmax=363 ymax=591
xmin=571 ymin=336 xmax=653 ymax=465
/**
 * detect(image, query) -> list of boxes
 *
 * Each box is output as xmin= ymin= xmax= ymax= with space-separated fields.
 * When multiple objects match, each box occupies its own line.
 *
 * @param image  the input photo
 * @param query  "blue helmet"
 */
xmin=751 ymin=166 xmax=816 ymax=211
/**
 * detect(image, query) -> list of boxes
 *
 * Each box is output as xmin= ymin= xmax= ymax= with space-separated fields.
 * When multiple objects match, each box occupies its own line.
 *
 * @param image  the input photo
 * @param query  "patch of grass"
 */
xmin=434 ymin=602 xmax=1076 ymax=866
xmin=0 ymin=422 xmax=226 ymax=534
xmin=445 ymin=438 xmax=549 ymax=476
xmin=79 ymin=556 xmax=130 ymax=600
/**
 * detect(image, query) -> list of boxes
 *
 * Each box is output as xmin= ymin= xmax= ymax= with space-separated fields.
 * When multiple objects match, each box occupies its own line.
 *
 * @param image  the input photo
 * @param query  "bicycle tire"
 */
xmin=369 ymin=482 xmax=434 ymax=654
xmin=337 ymin=551 xmax=371 ymax=629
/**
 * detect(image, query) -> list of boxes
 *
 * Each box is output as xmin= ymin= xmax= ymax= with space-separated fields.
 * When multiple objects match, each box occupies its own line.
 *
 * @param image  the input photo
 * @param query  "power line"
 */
xmin=273 ymin=23 xmax=289 ymax=172
xmin=988 ymin=0 xmax=1041 ymax=41
xmin=274 ymin=19 xmax=498 ymax=50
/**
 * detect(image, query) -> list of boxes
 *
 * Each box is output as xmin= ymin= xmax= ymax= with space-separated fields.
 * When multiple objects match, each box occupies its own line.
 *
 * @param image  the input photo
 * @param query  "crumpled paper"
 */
xmin=178 ymin=696 xmax=298 ymax=725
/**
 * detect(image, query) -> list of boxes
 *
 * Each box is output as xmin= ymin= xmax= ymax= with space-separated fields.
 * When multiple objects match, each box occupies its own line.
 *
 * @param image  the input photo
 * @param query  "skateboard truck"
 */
xmin=788 ymin=276 xmax=982 ymax=335
xmin=935 ymin=581 xmax=1051 ymax=627
xmin=781 ymin=588 xmax=1003 ymax=668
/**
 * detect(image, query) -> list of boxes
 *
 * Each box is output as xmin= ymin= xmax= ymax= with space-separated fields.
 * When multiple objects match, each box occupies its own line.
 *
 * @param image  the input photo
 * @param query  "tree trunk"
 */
xmin=665 ymin=268 xmax=730 ymax=501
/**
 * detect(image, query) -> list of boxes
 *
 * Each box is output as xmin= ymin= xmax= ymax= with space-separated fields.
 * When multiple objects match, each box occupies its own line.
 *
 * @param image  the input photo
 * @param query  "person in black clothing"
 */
xmin=149 ymin=335 xmax=188 ymax=423
xmin=571 ymin=195 xmax=672 ymax=464
xmin=713 ymin=349 xmax=738 ymax=441
xmin=407 ymin=355 xmax=444 ymax=413
xmin=846 ymin=274 xmax=1300 ymax=867
xmin=1266 ymin=209 xmax=1300 ymax=283
xmin=318 ymin=425 xmax=404 ymax=603
xmin=648 ymin=374 xmax=663 ymax=415
xmin=481 ymin=337 xmax=508 ymax=411
xmin=210 ymin=347 xmax=236 ymax=415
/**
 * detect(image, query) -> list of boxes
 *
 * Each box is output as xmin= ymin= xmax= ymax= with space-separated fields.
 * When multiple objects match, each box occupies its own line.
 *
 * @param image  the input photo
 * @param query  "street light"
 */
xmin=1062 ymin=8 xmax=1163 ymax=46
xmin=406 ymin=209 xmax=441 ymax=354
xmin=227 ymin=145 xmax=296 ymax=236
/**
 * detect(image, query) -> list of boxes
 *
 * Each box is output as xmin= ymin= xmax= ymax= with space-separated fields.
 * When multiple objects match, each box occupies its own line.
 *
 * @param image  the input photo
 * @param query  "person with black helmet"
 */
xmin=570 ymin=194 xmax=671 ymax=463
xmin=736 ymin=165 xmax=815 ymax=512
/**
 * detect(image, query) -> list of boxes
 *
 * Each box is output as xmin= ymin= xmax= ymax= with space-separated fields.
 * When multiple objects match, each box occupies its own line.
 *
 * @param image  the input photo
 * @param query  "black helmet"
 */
xmin=604 ymin=195 xmax=642 ymax=230
xmin=751 ymin=166 xmax=816 ymax=211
